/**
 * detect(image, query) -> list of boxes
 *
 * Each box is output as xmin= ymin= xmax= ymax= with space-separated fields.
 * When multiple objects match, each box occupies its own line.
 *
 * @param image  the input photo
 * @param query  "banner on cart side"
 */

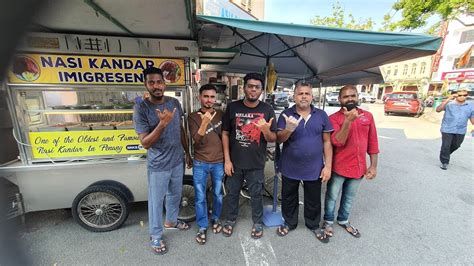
xmin=8 ymin=53 xmax=185 ymax=85
xmin=29 ymin=130 xmax=146 ymax=159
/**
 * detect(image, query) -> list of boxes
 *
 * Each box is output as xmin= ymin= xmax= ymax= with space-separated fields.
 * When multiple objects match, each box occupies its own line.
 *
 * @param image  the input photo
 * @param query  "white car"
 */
xmin=358 ymin=92 xmax=376 ymax=103
xmin=325 ymin=92 xmax=340 ymax=106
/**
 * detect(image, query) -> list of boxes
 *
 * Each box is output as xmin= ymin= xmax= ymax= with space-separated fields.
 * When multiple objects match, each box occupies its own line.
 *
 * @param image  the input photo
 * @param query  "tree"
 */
xmin=384 ymin=0 xmax=473 ymax=31
xmin=310 ymin=1 xmax=375 ymax=30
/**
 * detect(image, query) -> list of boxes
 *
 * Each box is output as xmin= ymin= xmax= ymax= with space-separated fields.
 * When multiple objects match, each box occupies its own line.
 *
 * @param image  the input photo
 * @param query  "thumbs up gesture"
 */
xmin=282 ymin=113 xmax=302 ymax=132
xmin=253 ymin=117 xmax=274 ymax=133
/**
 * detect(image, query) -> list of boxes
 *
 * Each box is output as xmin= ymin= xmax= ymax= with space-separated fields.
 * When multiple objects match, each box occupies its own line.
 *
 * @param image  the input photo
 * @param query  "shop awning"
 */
xmin=197 ymin=15 xmax=442 ymax=84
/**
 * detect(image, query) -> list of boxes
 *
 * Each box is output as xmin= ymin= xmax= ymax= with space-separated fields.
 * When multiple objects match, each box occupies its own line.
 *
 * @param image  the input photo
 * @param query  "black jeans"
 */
xmin=440 ymin=132 xmax=465 ymax=164
xmin=281 ymin=175 xmax=322 ymax=231
xmin=224 ymin=167 xmax=264 ymax=224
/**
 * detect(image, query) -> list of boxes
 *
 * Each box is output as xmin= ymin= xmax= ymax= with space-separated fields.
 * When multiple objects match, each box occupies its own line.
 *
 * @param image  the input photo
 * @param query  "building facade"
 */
xmin=432 ymin=14 xmax=474 ymax=93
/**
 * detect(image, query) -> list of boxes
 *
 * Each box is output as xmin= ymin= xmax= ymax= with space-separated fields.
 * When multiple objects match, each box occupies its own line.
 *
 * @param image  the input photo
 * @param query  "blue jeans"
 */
xmin=147 ymin=162 xmax=183 ymax=241
xmin=324 ymin=172 xmax=362 ymax=224
xmin=193 ymin=159 xmax=224 ymax=229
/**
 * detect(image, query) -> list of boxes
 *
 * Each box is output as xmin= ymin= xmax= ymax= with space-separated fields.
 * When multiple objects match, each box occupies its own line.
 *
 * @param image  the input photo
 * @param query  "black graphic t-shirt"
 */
xmin=222 ymin=100 xmax=277 ymax=169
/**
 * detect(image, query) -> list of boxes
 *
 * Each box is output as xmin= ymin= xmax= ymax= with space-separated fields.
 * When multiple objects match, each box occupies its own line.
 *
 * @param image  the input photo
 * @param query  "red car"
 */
xmin=384 ymin=92 xmax=424 ymax=117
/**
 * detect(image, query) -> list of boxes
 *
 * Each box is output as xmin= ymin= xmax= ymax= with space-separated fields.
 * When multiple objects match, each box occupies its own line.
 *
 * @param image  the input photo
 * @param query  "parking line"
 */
xmin=239 ymin=232 xmax=278 ymax=266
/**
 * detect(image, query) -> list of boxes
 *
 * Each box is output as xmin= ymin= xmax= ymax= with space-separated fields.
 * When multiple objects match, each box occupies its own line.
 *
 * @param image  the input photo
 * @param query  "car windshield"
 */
xmin=390 ymin=93 xmax=416 ymax=99
xmin=327 ymin=92 xmax=338 ymax=97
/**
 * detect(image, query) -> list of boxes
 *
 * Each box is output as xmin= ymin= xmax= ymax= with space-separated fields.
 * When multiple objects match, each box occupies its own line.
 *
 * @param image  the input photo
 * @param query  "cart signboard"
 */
xmin=8 ymin=54 xmax=185 ymax=85
xmin=28 ymin=129 xmax=145 ymax=159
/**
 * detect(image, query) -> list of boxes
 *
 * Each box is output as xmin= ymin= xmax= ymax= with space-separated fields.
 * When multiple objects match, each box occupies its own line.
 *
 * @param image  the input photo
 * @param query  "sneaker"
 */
xmin=440 ymin=163 xmax=448 ymax=170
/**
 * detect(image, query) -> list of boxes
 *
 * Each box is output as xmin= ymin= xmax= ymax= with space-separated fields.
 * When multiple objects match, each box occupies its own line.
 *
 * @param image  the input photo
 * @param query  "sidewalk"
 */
xmin=421 ymin=107 xmax=443 ymax=124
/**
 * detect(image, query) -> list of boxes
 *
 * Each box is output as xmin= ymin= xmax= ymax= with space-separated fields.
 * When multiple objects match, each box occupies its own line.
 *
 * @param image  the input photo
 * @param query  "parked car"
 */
xmin=359 ymin=92 xmax=376 ymax=103
xmin=266 ymin=92 xmax=289 ymax=109
xmin=382 ymin=93 xmax=392 ymax=102
xmin=325 ymin=92 xmax=339 ymax=106
xmin=384 ymin=92 xmax=424 ymax=117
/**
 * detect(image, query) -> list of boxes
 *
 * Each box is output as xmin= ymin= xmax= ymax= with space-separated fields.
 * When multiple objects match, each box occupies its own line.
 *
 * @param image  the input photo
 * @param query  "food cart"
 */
xmin=0 ymin=32 xmax=198 ymax=231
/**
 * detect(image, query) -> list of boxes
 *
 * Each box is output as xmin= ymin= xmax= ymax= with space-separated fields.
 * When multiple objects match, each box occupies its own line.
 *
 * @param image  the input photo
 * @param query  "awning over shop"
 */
xmin=197 ymin=15 xmax=442 ymax=84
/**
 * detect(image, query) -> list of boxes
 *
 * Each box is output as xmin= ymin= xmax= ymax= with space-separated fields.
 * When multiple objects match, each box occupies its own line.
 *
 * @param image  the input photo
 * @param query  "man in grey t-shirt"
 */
xmin=133 ymin=67 xmax=192 ymax=255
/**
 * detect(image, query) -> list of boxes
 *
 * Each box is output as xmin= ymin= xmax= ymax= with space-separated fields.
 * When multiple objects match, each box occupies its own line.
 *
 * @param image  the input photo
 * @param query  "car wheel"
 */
xmin=72 ymin=185 xmax=129 ymax=232
xmin=361 ymin=98 xmax=366 ymax=103
xmin=384 ymin=112 xmax=390 ymax=116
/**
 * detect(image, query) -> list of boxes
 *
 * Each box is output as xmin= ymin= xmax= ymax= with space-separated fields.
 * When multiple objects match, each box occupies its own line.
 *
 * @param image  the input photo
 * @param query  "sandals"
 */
xmin=312 ymin=228 xmax=330 ymax=244
xmin=222 ymin=220 xmax=235 ymax=237
xmin=211 ymin=219 xmax=223 ymax=234
xmin=195 ymin=229 xmax=207 ymax=245
xmin=276 ymin=223 xmax=290 ymax=237
xmin=339 ymin=222 xmax=361 ymax=238
xmin=251 ymin=223 xmax=264 ymax=239
xmin=322 ymin=221 xmax=334 ymax=237
xmin=151 ymin=239 xmax=168 ymax=255
xmin=164 ymin=220 xmax=190 ymax=230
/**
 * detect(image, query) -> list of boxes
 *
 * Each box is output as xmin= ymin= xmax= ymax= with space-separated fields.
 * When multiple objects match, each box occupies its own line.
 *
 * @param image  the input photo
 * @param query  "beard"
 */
xmin=342 ymin=101 xmax=357 ymax=111
xmin=246 ymin=97 xmax=258 ymax=103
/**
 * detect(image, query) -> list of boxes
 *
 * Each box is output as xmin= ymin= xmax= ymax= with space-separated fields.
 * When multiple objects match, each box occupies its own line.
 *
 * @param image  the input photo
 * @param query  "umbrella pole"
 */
xmin=263 ymin=143 xmax=283 ymax=227
xmin=321 ymin=80 xmax=326 ymax=110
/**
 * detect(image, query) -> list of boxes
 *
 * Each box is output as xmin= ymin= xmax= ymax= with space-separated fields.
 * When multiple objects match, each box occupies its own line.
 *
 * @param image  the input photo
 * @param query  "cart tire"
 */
xmin=72 ymin=185 xmax=129 ymax=232
xmin=177 ymin=179 xmax=196 ymax=222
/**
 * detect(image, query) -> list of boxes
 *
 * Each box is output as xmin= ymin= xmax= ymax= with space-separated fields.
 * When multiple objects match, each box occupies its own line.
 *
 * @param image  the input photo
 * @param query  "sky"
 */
xmin=264 ymin=0 xmax=430 ymax=33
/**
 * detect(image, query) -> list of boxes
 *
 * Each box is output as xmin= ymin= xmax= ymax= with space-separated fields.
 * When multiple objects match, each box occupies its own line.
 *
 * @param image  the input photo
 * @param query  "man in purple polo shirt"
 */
xmin=275 ymin=83 xmax=333 ymax=243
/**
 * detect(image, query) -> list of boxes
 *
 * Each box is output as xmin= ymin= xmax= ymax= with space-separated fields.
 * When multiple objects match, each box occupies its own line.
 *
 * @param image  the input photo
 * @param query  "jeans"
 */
xmin=192 ymin=159 xmax=224 ymax=229
xmin=224 ymin=167 xmax=264 ymax=224
xmin=324 ymin=172 xmax=362 ymax=224
xmin=147 ymin=162 xmax=183 ymax=241
xmin=440 ymin=132 xmax=465 ymax=164
xmin=281 ymin=176 xmax=321 ymax=230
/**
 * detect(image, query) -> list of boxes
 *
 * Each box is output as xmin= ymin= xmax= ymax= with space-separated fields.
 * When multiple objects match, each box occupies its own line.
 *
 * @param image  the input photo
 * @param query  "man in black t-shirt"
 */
xmin=221 ymin=73 xmax=277 ymax=239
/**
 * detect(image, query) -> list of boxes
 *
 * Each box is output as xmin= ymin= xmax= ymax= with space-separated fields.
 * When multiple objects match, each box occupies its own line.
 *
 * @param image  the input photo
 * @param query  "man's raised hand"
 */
xmin=156 ymin=107 xmax=176 ymax=126
xmin=199 ymin=111 xmax=216 ymax=126
xmin=253 ymin=117 xmax=274 ymax=133
xmin=282 ymin=113 xmax=303 ymax=132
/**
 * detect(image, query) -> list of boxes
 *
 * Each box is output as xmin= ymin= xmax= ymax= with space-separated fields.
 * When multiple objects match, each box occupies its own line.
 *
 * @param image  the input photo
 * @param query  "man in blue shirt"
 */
xmin=275 ymin=83 xmax=333 ymax=243
xmin=436 ymin=89 xmax=474 ymax=170
xmin=133 ymin=67 xmax=192 ymax=255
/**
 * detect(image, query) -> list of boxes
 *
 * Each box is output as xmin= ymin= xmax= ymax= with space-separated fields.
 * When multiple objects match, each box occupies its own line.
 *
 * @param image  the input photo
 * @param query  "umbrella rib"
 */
xmin=270 ymin=38 xmax=317 ymax=57
xmin=228 ymin=26 xmax=267 ymax=57
xmin=273 ymin=34 xmax=317 ymax=77
xmin=241 ymin=52 xmax=267 ymax=58
xmin=229 ymin=33 xmax=266 ymax=49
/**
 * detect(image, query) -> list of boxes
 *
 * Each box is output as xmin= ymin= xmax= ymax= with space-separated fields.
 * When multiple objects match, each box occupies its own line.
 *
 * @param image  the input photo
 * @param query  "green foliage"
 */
xmin=384 ymin=0 xmax=473 ymax=32
xmin=310 ymin=1 xmax=375 ymax=30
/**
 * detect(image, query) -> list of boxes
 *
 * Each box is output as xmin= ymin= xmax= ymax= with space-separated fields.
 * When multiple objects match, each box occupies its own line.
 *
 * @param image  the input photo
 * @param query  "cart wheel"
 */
xmin=177 ymin=179 xmax=196 ymax=222
xmin=72 ymin=185 xmax=129 ymax=232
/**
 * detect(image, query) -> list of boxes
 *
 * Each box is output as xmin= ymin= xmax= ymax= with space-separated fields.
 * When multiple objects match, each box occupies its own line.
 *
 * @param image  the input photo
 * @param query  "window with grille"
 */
xmin=460 ymin=30 xmax=474 ymax=43
xmin=411 ymin=64 xmax=417 ymax=75
xmin=402 ymin=64 xmax=408 ymax=75
xmin=453 ymin=56 xmax=474 ymax=69
xmin=420 ymin=62 xmax=426 ymax=74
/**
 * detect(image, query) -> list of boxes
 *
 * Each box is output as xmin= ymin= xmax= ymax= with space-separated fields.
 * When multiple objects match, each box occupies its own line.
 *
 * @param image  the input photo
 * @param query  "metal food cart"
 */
xmin=0 ymin=32 xmax=198 ymax=231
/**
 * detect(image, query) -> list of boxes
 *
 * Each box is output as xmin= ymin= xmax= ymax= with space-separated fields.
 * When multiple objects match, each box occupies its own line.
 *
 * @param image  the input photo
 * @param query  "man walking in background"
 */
xmin=436 ymin=89 xmax=474 ymax=170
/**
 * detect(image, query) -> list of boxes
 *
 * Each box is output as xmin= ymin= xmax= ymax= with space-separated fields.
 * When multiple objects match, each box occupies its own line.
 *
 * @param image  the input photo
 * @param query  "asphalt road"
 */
xmin=12 ymin=103 xmax=474 ymax=265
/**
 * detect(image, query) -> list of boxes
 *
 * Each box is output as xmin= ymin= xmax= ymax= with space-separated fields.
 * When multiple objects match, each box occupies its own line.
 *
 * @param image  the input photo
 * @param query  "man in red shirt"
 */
xmin=323 ymin=85 xmax=379 ymax=238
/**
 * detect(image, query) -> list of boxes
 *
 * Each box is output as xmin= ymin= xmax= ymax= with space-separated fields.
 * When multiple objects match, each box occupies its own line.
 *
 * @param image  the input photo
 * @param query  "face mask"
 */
xmin=344 ymin=102 xmax=357 ymax=111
